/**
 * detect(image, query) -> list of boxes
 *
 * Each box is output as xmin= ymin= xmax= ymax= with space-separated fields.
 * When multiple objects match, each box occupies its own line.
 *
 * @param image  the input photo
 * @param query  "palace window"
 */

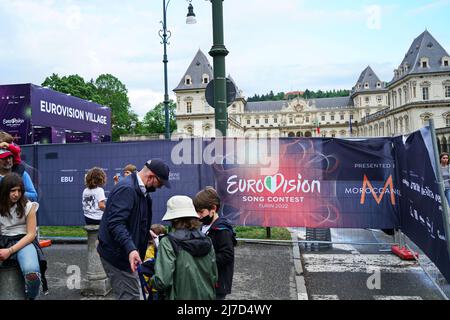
xmin=365 ymin=97 xmax=370 ymax=104
xmin=321 ymin=115 xmax=325 ymax=121
xmin=289 ymin=117 xmax=293 ymax=124
xmin=274 ymin=117 xmax=278 ymax=123
xmin=422 ymin=87 xmax=429 ymax=101
xmin=305 ymin=116 xmax=309 ymax=123
xmin=186 ymin=102 xmax=192 ymax=113
xmin=377 ymin=96 xmax=383 ymax=104
xmin=247 ymin=119 xmax=251 ymax=125
xmin=185 ymin=76 xmax=192 ymax=85
xmin=446 ymin=116 xmax=450 ymax=127
xmin=265 ymin=118 xmax=269 ymax=124
xmin=445 ymin=86 xmax=450 ymax=98
xmin=340 ymin=114 xmax=344 ymax=121
xmin=331 ymin=115 xmax=335 ymax=121
xmin=256 ymin=119 xmax=260 ymax=125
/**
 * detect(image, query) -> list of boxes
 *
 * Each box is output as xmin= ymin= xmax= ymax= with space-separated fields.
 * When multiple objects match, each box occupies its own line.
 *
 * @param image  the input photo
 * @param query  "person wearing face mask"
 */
xmin=193 ymin=186 xmax=237 ymax=300
xmin=97 ymin=159 xmax=171 ymax=300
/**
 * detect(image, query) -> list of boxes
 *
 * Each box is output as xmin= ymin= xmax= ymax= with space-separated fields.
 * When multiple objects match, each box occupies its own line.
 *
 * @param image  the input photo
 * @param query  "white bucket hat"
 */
xmin=162 ymin=195 xmax=200 ymax=221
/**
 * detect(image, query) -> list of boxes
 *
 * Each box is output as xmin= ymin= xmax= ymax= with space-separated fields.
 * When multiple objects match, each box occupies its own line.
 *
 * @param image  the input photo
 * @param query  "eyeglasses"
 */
xmin=152 ymin=175 xmax=162 ymax=185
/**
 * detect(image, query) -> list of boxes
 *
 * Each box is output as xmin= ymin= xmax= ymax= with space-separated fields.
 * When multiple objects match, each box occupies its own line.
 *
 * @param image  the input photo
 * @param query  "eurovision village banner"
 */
xmin=0 ymin=84 xmax=111 ymax=144
xmin=19 ymin=128 xmax=449 ymax=282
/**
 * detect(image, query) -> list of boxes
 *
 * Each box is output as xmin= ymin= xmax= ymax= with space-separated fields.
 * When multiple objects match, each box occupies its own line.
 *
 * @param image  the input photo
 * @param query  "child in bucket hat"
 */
xmin=149 ymin=196 xmax=218 ymax=300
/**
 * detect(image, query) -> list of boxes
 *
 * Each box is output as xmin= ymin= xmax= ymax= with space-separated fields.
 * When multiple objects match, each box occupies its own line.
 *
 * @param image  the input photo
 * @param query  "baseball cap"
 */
xmin=0 ymin=149 xmax=13 ymax=159
xmin=145 ymin=159 xmax=171 ymax=188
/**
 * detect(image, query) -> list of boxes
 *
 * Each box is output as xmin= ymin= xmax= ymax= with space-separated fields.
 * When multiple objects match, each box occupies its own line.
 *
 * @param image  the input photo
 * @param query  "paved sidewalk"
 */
xmin=37 ymin=241 xmax=299 ymax=300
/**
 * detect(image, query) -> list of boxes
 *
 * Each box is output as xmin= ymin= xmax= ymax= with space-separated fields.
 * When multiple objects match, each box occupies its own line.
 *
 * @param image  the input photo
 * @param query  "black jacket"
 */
xmin=97 ymin=172 xmax=153 ymax=272
xmin=205 ymin=217 xmax=237 ymax=295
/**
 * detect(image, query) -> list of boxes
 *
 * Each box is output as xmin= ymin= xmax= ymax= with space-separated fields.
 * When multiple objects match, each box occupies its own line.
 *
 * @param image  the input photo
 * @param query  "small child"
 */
xmin=113 ymin=164 xmax=136 ymax=185
xmin=82 ymin=167 xmax=107 ymax=225
xmin=142 ymin=224 xmax=167 ymax=299
xmin=0 ymin=131 xmax=25 ymax=175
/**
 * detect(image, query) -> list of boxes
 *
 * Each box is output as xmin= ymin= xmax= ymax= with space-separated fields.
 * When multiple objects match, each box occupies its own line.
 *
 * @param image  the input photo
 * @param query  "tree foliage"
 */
xmin=248 ymin=89 xmax=350 ymax=102
xmin=142 ymin=100 xmax=177 ymax=134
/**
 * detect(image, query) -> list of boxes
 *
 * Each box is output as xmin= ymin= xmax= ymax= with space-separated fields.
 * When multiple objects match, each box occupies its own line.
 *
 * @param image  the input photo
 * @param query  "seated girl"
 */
xmin=0 ymin=173 xmax=44 ymax=300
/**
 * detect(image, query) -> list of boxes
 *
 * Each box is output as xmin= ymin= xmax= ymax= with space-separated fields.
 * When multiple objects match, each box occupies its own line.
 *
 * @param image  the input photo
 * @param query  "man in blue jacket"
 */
xmin=98 ymin=159 xmax=171 ymax=300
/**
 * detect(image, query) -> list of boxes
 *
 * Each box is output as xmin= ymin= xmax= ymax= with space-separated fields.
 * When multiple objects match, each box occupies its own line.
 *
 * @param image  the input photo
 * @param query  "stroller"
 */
xmin=137 ymin=259 xmax=165 ymax=301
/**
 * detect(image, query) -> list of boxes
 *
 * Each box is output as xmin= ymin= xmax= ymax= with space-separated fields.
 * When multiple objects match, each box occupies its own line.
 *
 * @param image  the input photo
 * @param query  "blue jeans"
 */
xmin=17 ymin=243 xmax=41 ymax=299
xmin=445 ymin=189 xmax=450 ymax=207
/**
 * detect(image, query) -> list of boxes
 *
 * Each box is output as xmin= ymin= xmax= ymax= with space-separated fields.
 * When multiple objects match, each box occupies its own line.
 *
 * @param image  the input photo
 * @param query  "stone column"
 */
xmin=81 ymin=225 xmax=111 ymax=296
xmin=0 ymin=263 xmax=26 ymax=300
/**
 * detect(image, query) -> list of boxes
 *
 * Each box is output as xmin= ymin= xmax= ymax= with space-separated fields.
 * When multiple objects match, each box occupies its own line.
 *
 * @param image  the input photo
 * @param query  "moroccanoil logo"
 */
xmin=227 ymin=174 xmax=321 ymax=195
xmin=360 ymin=175 xmax=396 ymax=205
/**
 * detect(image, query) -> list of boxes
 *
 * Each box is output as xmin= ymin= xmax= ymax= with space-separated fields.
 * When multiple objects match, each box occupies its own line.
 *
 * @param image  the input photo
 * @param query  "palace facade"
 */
xmin=173 ymin=30 xmax=450 ymax=149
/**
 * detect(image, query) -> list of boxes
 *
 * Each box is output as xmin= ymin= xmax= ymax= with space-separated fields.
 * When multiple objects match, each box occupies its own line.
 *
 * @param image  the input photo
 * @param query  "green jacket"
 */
xmin=151 ymin=228 xmax=218 ymax=300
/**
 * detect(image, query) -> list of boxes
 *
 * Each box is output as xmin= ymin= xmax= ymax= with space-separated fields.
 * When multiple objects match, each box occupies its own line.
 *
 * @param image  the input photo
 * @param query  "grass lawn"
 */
xmin=39 ymin=226 xmax=292 ymax=240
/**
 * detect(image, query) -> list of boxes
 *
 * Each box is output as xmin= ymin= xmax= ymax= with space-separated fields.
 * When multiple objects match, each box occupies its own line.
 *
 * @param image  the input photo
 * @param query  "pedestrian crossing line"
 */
xmin=332 ymin=244 xmax=360 ymax=255
xmin=311 ymin=295 xmax=339 ymax=300
xmin=373 ymin=295 xmax=423 ymax=300
xmin=302 ymin=254 xmax=422 ymax=273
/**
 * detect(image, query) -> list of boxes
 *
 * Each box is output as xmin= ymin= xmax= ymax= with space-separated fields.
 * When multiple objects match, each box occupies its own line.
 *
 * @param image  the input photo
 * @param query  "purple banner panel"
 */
xmin=394 ymin=127 xmax=450 ymax=284
xmin=30 ymin=84 xmax=111 ymax=136
xmin=0 ymin=84 xmax=33 ymax=145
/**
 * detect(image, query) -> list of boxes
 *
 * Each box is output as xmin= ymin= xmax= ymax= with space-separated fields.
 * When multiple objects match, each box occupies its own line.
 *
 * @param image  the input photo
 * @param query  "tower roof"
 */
xmin=390 ymin=30 xmax=450 ymax=85
xmin=173 ymin=49 xmax=213 ymax=92
xmin=351 ymin=66 xmax=387 ymax=96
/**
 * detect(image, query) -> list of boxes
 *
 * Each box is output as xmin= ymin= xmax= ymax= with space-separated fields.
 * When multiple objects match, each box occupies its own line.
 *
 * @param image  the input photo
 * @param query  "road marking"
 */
xmin=373 ymin=295 xmax=423 ymax=300
xmin=298 ymin=293 xmax=309 ymax=300
xmin=302 ymin=254 xmax=422 ymax=273
xmin=332 ymin=244 xmax=360 ymax=254
xmin=311 ymin=295 xmax=339 ymax=300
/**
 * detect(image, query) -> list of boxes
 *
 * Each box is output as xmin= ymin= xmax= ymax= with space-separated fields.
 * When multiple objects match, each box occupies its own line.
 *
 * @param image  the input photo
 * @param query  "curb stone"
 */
xmin=289 ymin=229 xmax=309 ymax=300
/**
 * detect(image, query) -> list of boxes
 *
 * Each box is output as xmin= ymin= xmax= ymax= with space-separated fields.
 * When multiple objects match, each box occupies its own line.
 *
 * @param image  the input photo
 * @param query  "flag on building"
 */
xmin=316 ymin=121 xmax=320 ymax=135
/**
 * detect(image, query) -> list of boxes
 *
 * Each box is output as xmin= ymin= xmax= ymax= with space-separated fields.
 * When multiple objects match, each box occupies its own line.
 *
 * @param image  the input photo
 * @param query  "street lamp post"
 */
xmin=160 ymin=0 xmax=196 ymax=139
xmin=160 ymin=0 xmax=171 ymax=139
xmin=159 ymin=0 xmax=228 ymax=138
xmin=208 ymin=0 xmax=229 ymax=137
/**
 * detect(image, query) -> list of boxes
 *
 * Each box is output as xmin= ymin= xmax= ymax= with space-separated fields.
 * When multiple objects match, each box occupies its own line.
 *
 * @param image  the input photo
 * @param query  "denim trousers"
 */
xmin=17 ymin=243 xmax=41 ymax=299
xmin=445 ymin=189 xmax=450 ymax=207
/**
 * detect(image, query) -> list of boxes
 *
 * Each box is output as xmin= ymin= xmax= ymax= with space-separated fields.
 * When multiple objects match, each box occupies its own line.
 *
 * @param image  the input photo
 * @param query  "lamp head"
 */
xmin=186 ymin=3 xmax=197 ymax=24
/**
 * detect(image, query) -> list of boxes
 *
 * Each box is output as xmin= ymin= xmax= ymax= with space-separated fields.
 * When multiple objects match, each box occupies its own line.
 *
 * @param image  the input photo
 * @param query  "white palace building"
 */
xmin=173 ymin=30 xmax=450 ymax=151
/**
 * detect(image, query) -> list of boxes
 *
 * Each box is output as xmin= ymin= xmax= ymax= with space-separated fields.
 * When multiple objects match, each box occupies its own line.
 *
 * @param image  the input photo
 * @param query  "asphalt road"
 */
xmin=37 ymin=242 xmax=297 ymax=300
xmin=295 ymin=228 xmax=450 ymax=300
xmin=9 ymin=228 xmax=450 ymax=301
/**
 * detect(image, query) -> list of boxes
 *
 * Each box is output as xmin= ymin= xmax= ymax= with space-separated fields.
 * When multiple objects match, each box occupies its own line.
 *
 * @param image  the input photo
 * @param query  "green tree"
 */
xmin=42 ymin=74 xmax=96 ymax=100
xmin=142 ymin=100 xmax=177 ymax=135
xmin=93 ymin=74 xmax=134 ymax=141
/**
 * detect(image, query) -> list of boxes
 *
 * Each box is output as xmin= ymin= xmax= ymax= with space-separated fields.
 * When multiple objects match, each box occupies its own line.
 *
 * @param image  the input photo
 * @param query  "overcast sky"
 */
xmin=1 ymin=0 xmax=449 ymax=118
